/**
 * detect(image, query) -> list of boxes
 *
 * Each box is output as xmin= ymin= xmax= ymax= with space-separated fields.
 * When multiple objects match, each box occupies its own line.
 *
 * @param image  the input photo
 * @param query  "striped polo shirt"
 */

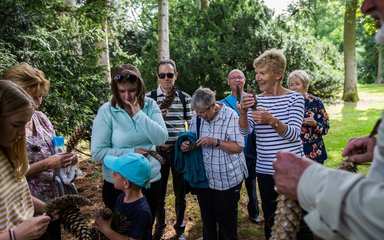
xmin=146 ymin=87 xmax=192 ymax=146
xmin=0 ymin=151 xmax=34 ymax=233
xmin=240 ymin=91 xmax=305 ymax=175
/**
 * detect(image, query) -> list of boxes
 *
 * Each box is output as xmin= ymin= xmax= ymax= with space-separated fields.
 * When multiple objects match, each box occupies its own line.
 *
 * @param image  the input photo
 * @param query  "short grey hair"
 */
xmin=191 ymin=87 xmax=216 ymax=110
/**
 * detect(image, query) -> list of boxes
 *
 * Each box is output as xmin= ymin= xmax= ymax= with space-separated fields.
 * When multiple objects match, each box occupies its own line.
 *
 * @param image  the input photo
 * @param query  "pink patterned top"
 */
xmin=26 ymin=111 xmax=59 ymax=202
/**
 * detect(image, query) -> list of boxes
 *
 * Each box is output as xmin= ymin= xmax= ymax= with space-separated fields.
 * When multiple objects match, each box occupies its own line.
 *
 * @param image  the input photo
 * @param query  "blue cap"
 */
xmin=104 ymin=153 xmax=151 ymax=188
xmin=52 ymin=136 xmax=65 ymax=147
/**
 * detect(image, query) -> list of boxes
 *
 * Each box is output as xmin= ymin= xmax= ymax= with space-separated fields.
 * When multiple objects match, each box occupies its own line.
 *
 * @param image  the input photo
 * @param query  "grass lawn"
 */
xmin=323 ymin=84 xmax=384 ymax=173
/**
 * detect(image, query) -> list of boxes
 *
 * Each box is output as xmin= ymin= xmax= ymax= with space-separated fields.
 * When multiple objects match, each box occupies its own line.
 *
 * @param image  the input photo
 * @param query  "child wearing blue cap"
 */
xmin=95 ymin=153 xmax=152 ymax=240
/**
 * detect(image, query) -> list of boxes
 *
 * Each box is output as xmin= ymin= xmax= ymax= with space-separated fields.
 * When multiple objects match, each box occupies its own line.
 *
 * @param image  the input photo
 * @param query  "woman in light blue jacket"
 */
xmin=91 ymin=64 xmax=168 ymax=232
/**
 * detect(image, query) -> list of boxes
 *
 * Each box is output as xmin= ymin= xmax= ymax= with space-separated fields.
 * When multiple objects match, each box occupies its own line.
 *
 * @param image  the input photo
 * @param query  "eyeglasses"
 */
xmin=229 ymin=76 xmax=244 ymax=81
xmin=114 ymin=74 xmax=138 ymax=82
xmin=195 ymin=103 xmax=214 ymax=116
xmin=158 ymin=73 xmax=175 ymax=79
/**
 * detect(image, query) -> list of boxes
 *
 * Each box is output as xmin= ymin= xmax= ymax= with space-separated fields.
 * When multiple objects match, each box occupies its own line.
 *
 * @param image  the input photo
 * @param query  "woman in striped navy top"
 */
xmin=239 ymin=49 xmax=313 ymax=240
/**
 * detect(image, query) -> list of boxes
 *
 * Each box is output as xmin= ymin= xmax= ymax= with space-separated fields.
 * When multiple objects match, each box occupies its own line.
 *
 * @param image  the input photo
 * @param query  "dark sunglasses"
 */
xmin=113 ymin=74 xmax=138 ymax=82
xmin=158 ymin=73 xmax=175 ymax=79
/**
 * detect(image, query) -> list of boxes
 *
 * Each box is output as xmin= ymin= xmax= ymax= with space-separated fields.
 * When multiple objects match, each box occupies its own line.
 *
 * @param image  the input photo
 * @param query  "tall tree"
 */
xmin=376 ymin=46 xmax=384 ymax=83
xmin=158 ymin=0 xmax=169 ymax=60
xmin=201 ymin=0 xmax=208 ymax=10
xmin=342 ymin=0 xmax=359 ymax=102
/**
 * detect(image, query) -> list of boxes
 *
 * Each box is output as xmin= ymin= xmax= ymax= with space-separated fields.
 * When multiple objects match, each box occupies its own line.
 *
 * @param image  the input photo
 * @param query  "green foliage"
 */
xmin=119 ymin=0 xmax=343 ymax=99
xmin=0 ymin=0 xmax=110 ymax=136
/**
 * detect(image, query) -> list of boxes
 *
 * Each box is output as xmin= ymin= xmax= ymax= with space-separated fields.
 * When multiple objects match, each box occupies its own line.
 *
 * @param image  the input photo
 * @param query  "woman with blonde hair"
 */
xmin=0 ymin=80 xmax=51 ymax=240
xmin=239 ymin=49 xmax=313 ymax=239
xmin=287 ymin=70 xmax=330 ymax=164
xmin=4 ymin=62 xmax=77 ymax=239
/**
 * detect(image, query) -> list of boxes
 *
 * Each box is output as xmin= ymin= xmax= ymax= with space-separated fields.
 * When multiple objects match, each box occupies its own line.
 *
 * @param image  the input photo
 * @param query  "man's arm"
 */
xmin=273 ymin=151 xmax=384 ymax=240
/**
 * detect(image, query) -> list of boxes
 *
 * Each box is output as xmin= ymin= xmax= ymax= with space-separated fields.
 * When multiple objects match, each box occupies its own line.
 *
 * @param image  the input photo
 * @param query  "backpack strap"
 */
xmin=150 ymin=90 xmax=157 ymax=101
xmin=196 ymin=116 xmax=201 ymax=139
xmin=177 ymin=89 xmax=187 ymax=119
xmin=223 ymin=97 xmax=236 ymax=112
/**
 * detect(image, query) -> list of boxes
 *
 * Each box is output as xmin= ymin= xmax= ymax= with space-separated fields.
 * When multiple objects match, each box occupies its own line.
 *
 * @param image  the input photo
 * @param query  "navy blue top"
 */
xmin=115 ymin=193 xmax=152 ymax=239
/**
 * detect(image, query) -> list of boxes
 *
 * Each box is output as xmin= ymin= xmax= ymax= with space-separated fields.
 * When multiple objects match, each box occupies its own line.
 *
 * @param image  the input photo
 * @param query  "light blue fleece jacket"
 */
xmin=91 ymin=97 xmax=168 ymax=183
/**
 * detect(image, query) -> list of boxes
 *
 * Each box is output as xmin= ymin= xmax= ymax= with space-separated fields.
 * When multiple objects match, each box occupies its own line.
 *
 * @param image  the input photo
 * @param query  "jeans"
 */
xmin=155 ymin=149 xmax=187 ymax=235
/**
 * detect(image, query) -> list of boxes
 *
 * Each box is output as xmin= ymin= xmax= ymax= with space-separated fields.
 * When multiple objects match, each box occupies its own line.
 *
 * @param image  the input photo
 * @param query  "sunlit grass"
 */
xmin=323 ymin=84 xmax=384 ymax=174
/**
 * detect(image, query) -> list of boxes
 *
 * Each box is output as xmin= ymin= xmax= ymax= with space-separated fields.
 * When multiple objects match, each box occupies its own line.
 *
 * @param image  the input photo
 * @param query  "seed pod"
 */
xmin=338 ymin=158 xmax=357 ymax=172
xmin=45 ymin=194 xmax=93 ymax=215
xmin=236 ymin=85 xmax=241 ymax=103
xmin=66 ymin=123 xmax=88 ymax=153
xmin=247 ymin=85 xmax=257 ymax=110
xmin=159 ymin=85 xmax=177 ymax=110
xmin=188 ymin=142 xmax=199 ymax=151
xmin=270 ymin=194 xmax=302 ymax=240
xmin=148 ymin=150 xmax=166 ymax=164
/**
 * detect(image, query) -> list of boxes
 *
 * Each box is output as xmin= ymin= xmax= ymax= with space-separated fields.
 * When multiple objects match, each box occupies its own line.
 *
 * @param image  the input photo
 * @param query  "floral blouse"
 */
xmin=301 ymin=94 xmax=330 ymax=164
xmin=26 ymin=111 xmax=59 ymax=202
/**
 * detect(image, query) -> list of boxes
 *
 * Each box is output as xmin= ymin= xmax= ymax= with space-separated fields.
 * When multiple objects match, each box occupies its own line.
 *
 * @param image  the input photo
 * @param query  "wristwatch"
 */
xmin=272 ymin=118 xmax=280 ymax=129
xmin=215 ymin=138 xmax=221 ymax=147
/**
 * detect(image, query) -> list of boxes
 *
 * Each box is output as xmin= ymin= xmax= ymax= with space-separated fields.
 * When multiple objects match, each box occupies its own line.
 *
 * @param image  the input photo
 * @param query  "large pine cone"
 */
xmin=90 ymin=208 xmax=131 ymax=240
xmin=338 ymin=158 xmax=357 ymax=172
xmin=148 ymin=150 xmax=166 ymax=164
xmin=270 ymin=194 xmax=302 ymax=240
xmin=66 ymin=123 xmax=88 ymax=152
xmin=62 ymin=207 xmax=93 ymax=240
xmin=46 ymin=195 xmax=93 ymax=240
xmin=158 ymin=85 xmax=177 ymax=110
xmin=45 ymin=194 xmax=93 ymax=215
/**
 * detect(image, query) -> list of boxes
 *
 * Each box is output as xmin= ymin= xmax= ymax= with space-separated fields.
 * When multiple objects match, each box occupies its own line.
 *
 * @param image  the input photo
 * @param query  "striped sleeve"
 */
xmin=0 ymin=152 xmax=34 ymax=233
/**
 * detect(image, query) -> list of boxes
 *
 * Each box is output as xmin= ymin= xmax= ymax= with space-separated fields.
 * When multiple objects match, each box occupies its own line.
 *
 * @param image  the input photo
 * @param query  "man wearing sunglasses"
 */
xmin=147 ymin=59 xmax=192 ymax=240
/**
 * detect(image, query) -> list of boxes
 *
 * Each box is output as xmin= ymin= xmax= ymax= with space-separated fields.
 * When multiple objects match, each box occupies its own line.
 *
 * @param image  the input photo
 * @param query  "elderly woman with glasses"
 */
xmin=91 ymin=64 xmax=168 ymax=237
xmin=180 ymin=87 xmax=248 ymax=240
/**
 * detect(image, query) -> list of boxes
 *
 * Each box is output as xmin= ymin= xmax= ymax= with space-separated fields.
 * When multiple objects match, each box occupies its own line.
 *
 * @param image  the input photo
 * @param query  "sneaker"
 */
xmin=153 ymin=227 xmax=165 ymax=240
xmin=178 ymin=233 xmax=187 ymax=240
xmin=250 ymin=216 xmax=261 ymax=224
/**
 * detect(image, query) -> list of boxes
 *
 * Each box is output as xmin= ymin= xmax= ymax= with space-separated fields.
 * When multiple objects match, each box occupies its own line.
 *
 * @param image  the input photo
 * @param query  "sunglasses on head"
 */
xmin=113 ymin=74 xmax=138 ymax=82
xmin=158 ymin=73 xmax=175 ymax=79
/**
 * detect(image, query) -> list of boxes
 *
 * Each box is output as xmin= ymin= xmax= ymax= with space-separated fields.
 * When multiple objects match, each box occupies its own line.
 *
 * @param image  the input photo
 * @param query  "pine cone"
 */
xmin=66 ymin=123 xmax=88 ymax=152
xmin=90 ymin=208 xmax=131 ymax=239
xmin=158 ymin=85 xmax=177 ymax=110
xmin=246 ymin=85 xmax=257 ymax=110
xmin=236 ymin=85 xmax=241 ymax=103
xmin=148 ymin=150 xmax=166 ymax=164
xmin=270 ymin=194 xmax=302 ymax=240
xmin=188 ymin=142 xmax=198 ymax=151
xmin=61 ymin=207 xmax=92 ymax=240
xmin=45 ymin=194 xmax=93 ymax=216
xmin=338 ymin=158 xmax=357 ymax=172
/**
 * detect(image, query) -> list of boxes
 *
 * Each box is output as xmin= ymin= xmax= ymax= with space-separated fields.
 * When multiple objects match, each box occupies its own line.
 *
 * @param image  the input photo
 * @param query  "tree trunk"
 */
xmin=201 ymin=0 xmax=209 ymax=10
xmin=98 ymin=20 xmax=111 ymax=83
xmin=377 ymin=46 xmax=384 ymax=83
xmin=158 ymin=0 xmax=169 ymax=61
xmin=64 ymin=0 xmax=76 ymax=5
xmin=342 ymin=0 xmax=359 ymax=102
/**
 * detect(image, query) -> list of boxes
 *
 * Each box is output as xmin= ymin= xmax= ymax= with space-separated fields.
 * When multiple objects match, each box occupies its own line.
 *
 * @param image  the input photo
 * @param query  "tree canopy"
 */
xmin=0 ymin=0 xmax=379 ymax=134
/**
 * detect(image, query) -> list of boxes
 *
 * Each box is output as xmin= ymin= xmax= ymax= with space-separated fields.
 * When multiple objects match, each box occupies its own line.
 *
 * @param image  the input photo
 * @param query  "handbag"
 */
xmin=54 ymin=166 xmax=83 ymax=196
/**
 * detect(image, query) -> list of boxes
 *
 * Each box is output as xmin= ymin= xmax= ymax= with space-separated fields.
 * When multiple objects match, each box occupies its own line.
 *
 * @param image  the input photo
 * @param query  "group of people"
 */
xmin=0 ymin=0 xmax=383 ymax=239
